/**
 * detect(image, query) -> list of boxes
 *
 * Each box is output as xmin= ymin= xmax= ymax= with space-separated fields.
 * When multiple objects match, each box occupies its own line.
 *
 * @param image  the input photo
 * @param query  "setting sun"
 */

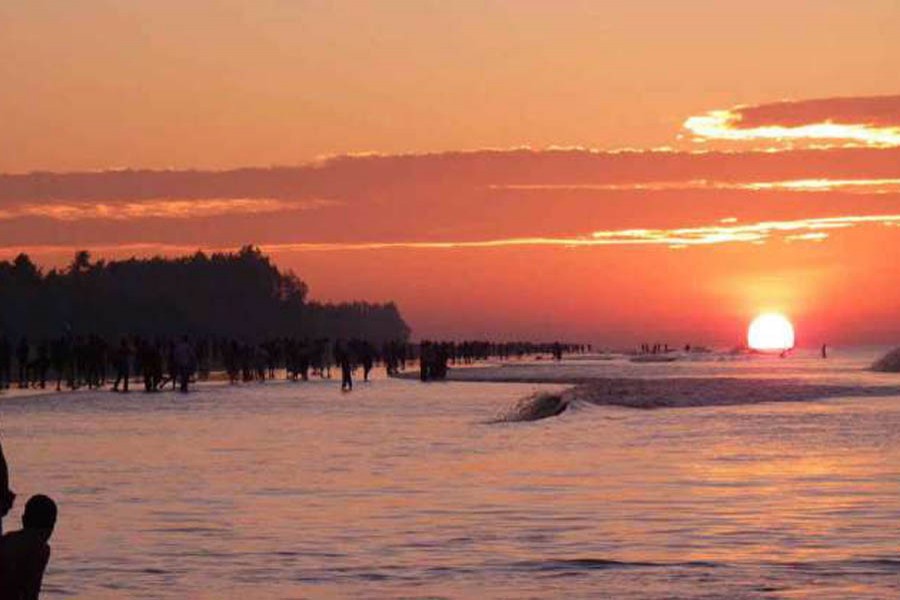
xmin=748 ymin=313 xmax=796 ymax=351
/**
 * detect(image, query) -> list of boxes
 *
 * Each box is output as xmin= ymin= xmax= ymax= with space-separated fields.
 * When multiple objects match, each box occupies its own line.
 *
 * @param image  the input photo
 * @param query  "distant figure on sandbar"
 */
xmin=0 ymin=494 xmax=57 ymax=600
xmin=821 ymin=344 xmax=828 ymax=359
xmin=0 ymin=438 xmax=14 ymax=536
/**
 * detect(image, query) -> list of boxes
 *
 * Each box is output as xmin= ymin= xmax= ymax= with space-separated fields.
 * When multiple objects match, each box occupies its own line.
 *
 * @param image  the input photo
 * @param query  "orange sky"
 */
xmin=2 ymin=1 xmax=900 ymax=345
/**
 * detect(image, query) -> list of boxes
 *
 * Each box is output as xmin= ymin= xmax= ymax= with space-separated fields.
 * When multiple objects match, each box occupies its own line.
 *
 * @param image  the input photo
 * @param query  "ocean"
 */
xmin=1 ymin=347 xmax=899 ymax=598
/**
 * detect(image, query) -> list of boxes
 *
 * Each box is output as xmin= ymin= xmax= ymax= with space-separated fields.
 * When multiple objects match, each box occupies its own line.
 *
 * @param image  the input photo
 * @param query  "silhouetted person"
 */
xmin=33 ymin=342 xmax=49 ymax=390
xmin=361 ymin=344 xmax=374 ymax=382
xmin=552 ymin=342 xmax=563 ymax=361
xmin=166 ymin=341 xmax=178 ymax=390
xmin=0 ymin=494 xmax=57 ymax=600
xmin=335 ymin=342 xmax=352 ymax=391
xmin=49 ymin=338 xmax=66 ymax=392
xmin=298 ymin=342 xmax=310 ymax=381
xmin=0 ymin=438 xmax=14 ymax=536
xmin=0 ymin=336 xmax=11 ymax=390
xmin=112 ymin=338 xmax=132 ymax=393
xmin=821 ymin=344 xmax=828 ymax=359
xmin=137 ymin=339 xmax=155 ymax=392
xmin=173 ymin=336 xmax=196 ymax=393
xmin=15 ymin=338 xmax=28 ymax=390
xmin=419 ymin=342 xmax=432 ymax=381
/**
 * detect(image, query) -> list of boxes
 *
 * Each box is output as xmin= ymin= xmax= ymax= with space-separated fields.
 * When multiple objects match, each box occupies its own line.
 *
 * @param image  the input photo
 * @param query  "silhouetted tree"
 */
xmin=0 ymin=247 xmax=410 ymax=343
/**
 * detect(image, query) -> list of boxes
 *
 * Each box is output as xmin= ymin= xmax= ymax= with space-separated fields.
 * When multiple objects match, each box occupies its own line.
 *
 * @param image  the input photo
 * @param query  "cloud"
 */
xmin=0 ymin=198 xmax=334 ymax=222
xmin=3 ymin=146 xmax=900 ymax=207
xmin=587 ymin=214 xmax=899 ymax=247
xmin=255 ymin=214 xmax=900 ymax=250
xmin=4 ymin=214 xmax=895 ymax=257
xmin=241 ymin=213 xmax=900 ymax=250
xmin=684 ymin=95 xmax=900 ymax=148
xmin=488 ymin=178 xmax=900 ymax=194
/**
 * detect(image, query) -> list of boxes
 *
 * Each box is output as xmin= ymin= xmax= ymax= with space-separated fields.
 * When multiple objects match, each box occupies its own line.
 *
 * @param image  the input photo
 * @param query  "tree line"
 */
xmin=0 ymin=245 xmax=410 ymax=344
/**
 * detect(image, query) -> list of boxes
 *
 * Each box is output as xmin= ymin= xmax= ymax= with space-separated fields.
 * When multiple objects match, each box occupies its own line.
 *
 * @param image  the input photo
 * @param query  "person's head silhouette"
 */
xmin=22 ymin=494 xmax=57 ymax=542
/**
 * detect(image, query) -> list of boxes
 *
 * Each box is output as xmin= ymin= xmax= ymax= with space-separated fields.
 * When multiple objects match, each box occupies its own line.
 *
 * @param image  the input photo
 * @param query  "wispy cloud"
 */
xmin=588 ymin=215 xmax=900 ymax=247
xmin=263 ymin=214 xmax=900 ymax=250
xmin=6 ymin=214 xmax=895 ymax=258
xmin=684 ymin=96 xmax=900 ymax=148
xmin=4 ymin=145 xmax=900 ymax=206
xmin=0 ymin=198 xmax=334 ymax=222
xmin=488 ymin=178 xmax=900 ymax=194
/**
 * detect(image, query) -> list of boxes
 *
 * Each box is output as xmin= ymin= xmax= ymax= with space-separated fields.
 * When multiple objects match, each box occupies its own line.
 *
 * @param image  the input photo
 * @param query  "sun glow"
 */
xmin=748 ymin=313 xmax=795 ymax=351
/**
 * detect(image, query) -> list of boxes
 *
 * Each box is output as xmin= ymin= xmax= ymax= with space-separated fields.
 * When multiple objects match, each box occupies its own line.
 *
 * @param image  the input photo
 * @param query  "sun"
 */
xmin=747 ymin=313 xmax=795 ymax=351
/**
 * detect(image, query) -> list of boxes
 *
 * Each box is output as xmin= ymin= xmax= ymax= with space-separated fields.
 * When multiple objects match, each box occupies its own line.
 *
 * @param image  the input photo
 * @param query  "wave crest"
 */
xmin=493 ymin=391 xmax=570 ymax=422
xmin=872 ymin=347 xmax=900 ymax=372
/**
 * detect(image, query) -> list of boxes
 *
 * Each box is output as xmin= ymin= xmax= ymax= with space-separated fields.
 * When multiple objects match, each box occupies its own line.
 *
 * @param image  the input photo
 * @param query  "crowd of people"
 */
xmin=0 ymin=334 xmax=201 ymax=395
xmin=0 ymin=333 xmax=590 ymax=395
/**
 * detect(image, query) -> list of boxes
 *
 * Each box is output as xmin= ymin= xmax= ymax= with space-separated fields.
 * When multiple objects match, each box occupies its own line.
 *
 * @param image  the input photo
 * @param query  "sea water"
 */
xmin=1 ymin=347 xmax=899 ymax=598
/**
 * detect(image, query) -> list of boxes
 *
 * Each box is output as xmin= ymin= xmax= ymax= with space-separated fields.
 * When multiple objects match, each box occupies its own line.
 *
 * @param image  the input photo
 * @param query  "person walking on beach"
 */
xmin=0 ymin=494 xmax=57 ymax=600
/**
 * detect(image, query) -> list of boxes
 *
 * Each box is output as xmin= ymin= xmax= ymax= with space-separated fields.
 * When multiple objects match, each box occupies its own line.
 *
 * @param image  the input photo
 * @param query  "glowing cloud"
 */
xmin=271 ymin=214 xmax=898 ymax=250
xmin=589 ymin=214 xmax=900 ymax=246
xmin=684 ymin=96 xmax=900 ymax=148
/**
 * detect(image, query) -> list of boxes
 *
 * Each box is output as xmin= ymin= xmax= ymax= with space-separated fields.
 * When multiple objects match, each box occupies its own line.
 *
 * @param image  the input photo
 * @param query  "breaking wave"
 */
xmin=492 ymin=391 xmax=571 ymax=422
xmin=498 ymin=377 xmax=900 ymax=422
xmin=872 ymin=347 xmax=900 ymax=372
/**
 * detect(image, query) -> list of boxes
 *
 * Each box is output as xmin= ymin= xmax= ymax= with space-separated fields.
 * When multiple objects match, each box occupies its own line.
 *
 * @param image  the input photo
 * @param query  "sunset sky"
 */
xmin=2 ymin=1 xmax=899 ymax=345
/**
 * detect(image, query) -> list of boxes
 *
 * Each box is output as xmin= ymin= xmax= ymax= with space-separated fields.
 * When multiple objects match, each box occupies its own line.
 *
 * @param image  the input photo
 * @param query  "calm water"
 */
xmin=2 ymin=348 xmax=900 ymax=598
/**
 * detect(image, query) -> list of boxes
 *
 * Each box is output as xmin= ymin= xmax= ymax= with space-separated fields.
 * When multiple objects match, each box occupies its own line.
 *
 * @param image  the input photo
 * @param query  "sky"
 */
xmin=2 ymin=0 xmax=900 ymax=345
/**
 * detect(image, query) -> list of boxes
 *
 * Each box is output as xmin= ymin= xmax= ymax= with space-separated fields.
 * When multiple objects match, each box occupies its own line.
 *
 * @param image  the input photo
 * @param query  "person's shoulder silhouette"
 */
xmin=0 ymin=494 xmax=57 ymax=600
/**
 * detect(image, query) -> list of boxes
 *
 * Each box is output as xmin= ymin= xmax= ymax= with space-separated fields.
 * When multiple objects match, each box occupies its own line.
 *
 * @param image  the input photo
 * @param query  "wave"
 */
xmin=499 ymin=556 xmax=900 ymax=577
xmin=491 ymin=391 xmax=571 ymax=422
xmin=497 ymin=377 xmax=900 ymax=421
xmin=505 ymin=558 xmax=720 ymax=572
xmin=872 ymin=347 xmax=900 ymax=372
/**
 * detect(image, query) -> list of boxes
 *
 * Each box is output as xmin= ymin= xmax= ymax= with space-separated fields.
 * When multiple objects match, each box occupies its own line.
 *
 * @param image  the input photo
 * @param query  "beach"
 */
xmin=2 ymin=348 xmax=900 ymax=598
